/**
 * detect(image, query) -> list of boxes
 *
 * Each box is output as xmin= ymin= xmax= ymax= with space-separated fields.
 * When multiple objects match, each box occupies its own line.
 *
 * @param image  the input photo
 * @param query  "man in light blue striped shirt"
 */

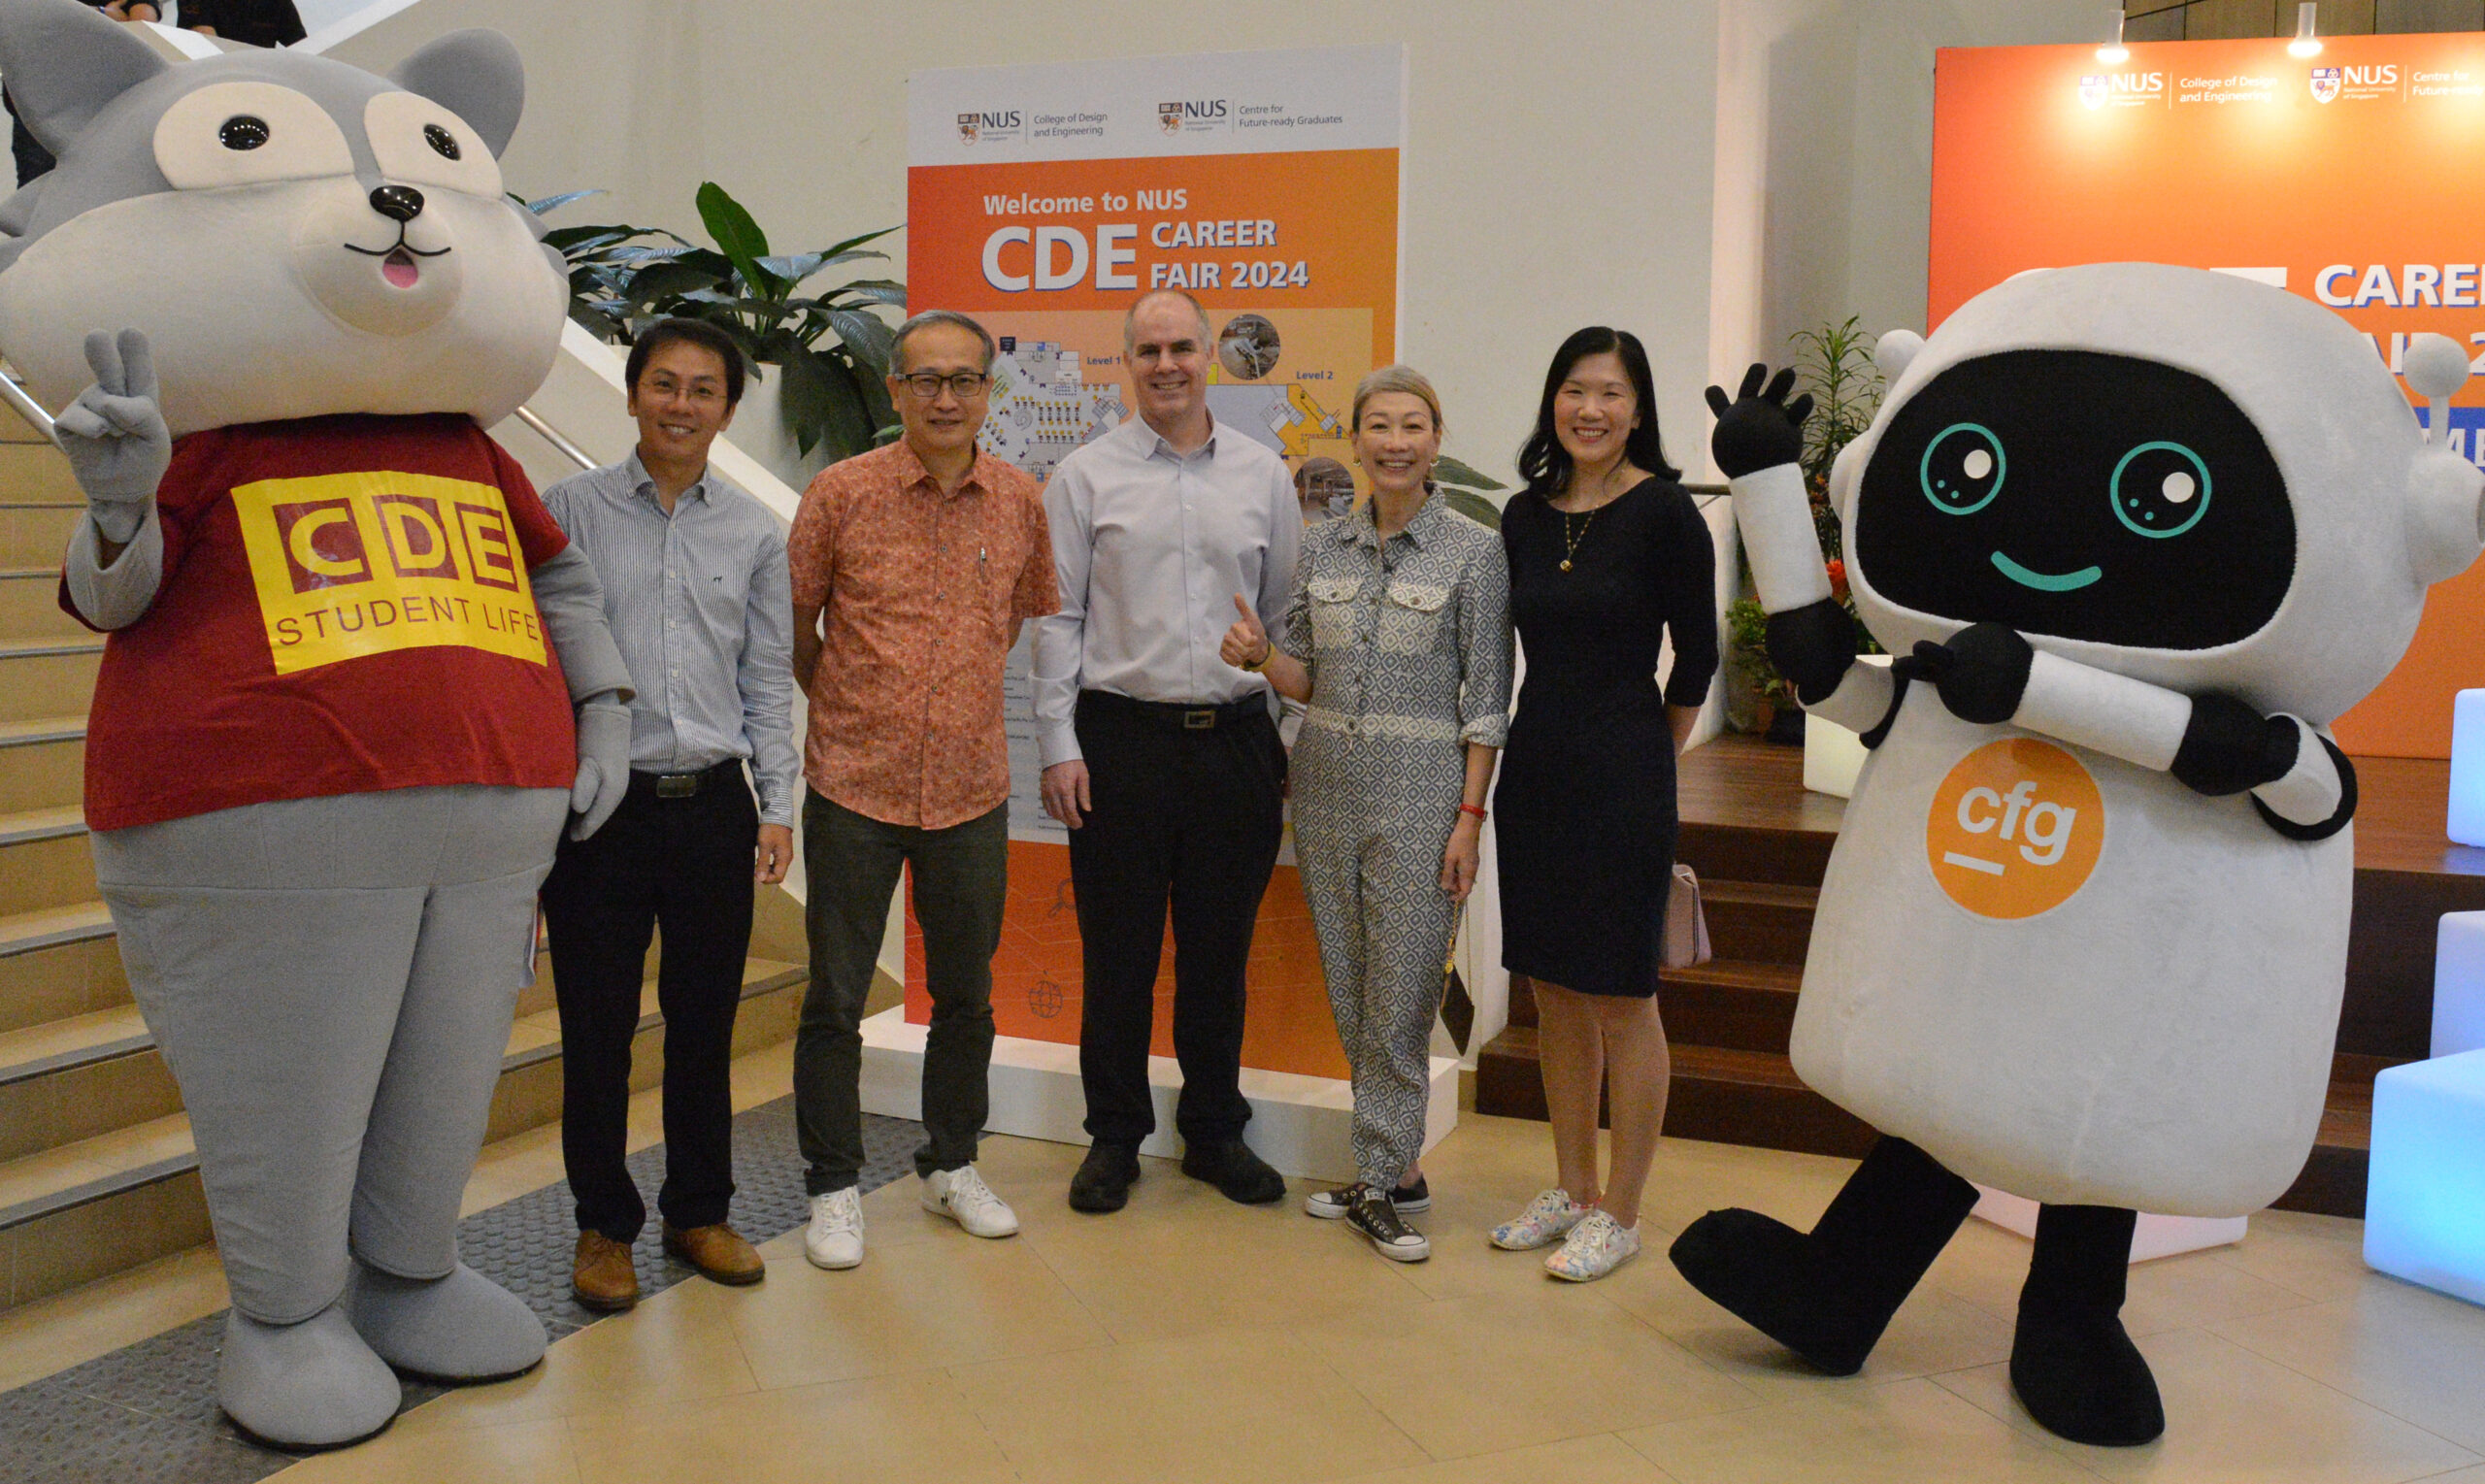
xmin=537 ymin=318 xmax=798 ymax=1310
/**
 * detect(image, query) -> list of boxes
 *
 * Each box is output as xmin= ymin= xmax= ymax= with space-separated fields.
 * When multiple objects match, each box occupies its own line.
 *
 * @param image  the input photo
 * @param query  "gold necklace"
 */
xmin=1557 ymin=465 xmax=1624 ymax=573
xmin=1559 ymin=508 xmax=1595 ymax=573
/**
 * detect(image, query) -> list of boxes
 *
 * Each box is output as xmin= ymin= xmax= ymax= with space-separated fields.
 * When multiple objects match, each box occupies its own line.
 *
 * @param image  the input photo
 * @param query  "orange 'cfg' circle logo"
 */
xmin=1925 ymin=738 xmax=2105 ymax=919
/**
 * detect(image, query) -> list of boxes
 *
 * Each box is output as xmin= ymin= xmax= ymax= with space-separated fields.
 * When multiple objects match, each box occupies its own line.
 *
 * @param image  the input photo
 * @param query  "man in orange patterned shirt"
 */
xmin=785 ymin=311 xmax=1059 ymax=1270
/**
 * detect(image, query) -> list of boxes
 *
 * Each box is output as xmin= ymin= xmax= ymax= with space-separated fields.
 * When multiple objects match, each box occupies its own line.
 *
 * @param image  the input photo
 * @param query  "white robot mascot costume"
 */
xmin=0 ymin=0 xmax=633 ymax=1448
xmin=1672 ymin=262 xmax=2485 ymax=1446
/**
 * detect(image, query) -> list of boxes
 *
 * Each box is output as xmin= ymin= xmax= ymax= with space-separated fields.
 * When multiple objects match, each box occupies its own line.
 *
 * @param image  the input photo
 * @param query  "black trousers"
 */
xmin=539 ymin=764 xmax=757 ymax=1241
xmin=793 ymin=793 xmax=1009 ymax=1195
xmin=1070 ymin=689 xmax=1285 ymax=1149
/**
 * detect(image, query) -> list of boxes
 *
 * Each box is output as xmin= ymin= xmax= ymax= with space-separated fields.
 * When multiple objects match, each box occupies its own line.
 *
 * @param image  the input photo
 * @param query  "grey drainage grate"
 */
xmin=0 ymin=1097 xmax=926 ymax=1481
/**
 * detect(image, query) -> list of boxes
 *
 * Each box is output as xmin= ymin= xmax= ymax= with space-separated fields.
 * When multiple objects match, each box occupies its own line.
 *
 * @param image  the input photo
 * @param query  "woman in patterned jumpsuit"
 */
xmin=1222 ymin=366 xmax=1512 ymax=1262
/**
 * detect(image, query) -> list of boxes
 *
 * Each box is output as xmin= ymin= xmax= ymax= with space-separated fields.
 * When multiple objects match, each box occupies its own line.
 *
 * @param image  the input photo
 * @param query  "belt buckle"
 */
xmin=1182 ymin=709 xmax=1216 ymax=730
xmin=654 ymin=773 xmax=701 ymax=799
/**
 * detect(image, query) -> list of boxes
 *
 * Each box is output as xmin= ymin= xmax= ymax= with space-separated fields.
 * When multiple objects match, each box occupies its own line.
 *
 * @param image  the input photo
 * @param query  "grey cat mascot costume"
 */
xmin=1674 ymin=263 xmax=2485 ymax=1445
xmin=0 ymin=0 xmax=633 ymax=1448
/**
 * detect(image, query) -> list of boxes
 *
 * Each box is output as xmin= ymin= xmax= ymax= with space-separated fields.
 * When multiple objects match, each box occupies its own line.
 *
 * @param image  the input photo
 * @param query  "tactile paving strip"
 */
xmin=0 ymin=1098 xmax=925 ymax=1481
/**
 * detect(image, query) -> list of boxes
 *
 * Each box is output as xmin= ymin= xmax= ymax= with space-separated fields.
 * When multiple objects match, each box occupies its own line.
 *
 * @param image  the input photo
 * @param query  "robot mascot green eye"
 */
xmin=1678 ymin=262 xmax=2485 ymax=1446
xmin=0 ymin=0 xmax=635 ymax=1449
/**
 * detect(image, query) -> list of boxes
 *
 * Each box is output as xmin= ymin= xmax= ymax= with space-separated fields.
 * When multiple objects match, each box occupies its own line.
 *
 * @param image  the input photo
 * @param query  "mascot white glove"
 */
xmin=568 ymin=700 xmax=631 ymax=841
xmin=53 ymin=328 xmax=170 ymax=544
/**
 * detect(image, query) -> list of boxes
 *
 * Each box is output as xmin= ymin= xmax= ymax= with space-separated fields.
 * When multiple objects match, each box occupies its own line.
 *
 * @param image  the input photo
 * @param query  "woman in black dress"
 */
xmin=1489 ymin=327 xmax=1717 ymax=1281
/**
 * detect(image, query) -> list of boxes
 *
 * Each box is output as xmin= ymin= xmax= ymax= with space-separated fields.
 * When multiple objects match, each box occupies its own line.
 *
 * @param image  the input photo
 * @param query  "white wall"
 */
xmin=1710 ymin=0 xmax=2107 ymax=379
xmin=332 ymin=0 xmax=1726 ymax=495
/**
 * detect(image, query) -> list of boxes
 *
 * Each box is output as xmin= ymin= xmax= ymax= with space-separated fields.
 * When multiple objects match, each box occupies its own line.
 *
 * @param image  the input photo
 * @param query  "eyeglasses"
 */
xmin=897 ymin=371 xmax=991 ymax=399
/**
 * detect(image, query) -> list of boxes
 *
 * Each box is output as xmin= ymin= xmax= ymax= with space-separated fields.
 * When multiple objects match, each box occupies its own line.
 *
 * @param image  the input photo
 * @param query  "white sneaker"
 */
xmin=804 ymin=1187 xmax=865 ymax=1270
xmin=921 ymin=1165 xmax=1020 ymax=1238
xmin=1491 ymin=1188 xmax=1589 ymax=1251
xmin=1544 ymin=1209 xmax=1640 ymax=1281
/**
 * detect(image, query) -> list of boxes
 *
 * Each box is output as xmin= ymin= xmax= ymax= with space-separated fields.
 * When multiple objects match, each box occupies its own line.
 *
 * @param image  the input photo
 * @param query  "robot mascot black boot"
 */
xmin=1671 ymin=264 xmax=2485 ymax=1447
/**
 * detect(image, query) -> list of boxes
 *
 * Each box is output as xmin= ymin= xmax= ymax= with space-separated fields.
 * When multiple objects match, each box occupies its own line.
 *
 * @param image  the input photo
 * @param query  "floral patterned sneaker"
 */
xmin=1490 ymin=1188 xmax=1589 ymax=1250
xmin=1544 ymin=1209 xmax=1640 ymax=1281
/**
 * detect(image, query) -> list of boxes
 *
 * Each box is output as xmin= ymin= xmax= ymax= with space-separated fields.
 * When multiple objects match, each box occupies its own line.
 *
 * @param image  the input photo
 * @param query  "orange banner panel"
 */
xmin=1930 ymin=35 xmax=2485 ymax=756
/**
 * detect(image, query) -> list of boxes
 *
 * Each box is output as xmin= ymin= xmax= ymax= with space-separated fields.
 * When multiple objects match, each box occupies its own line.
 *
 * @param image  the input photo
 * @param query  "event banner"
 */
xmin=901 ymin=46 xmax=1408 ymax=1074
xmin=1930 ymin=32 xmax=2485 ymax=757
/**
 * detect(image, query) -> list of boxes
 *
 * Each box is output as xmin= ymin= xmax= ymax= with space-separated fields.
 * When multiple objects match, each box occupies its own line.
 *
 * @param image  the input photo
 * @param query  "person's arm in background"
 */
xmin=1442 ymin=535 xmax=1512 ymax=901
xmin=1662 ymin=489 xmax=1720 ymax=755
xmin=740 ymin=521 xmax=798 ymax=883
xmin=1033 ymin=466 xmax=1094 ymax=827
xmin=786 ymin=472 xmax=837 ymax=697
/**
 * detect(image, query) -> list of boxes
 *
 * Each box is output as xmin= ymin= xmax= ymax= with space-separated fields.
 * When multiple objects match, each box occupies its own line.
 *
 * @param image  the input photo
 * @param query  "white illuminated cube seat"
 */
xmin=2438 ymin=913 xmax=2485 ymax=1058
xmin=2450 ymin=690 xmax=2485 ymax=847
xmin=2365 ymin=1049 xmax=2485 ymax=1307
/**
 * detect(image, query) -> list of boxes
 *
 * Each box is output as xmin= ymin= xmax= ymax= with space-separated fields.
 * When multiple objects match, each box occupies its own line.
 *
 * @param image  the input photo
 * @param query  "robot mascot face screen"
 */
xmin=1854 ymin=349 xmax=2297 ymax=650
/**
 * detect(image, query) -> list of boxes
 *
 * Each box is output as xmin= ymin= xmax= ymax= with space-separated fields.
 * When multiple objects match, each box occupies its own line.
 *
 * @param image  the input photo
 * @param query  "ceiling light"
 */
xmin=2289 ymin=2 xmax=2323 ymax=57
xmin=2098 ymin=5 xmax=2129 ymax=65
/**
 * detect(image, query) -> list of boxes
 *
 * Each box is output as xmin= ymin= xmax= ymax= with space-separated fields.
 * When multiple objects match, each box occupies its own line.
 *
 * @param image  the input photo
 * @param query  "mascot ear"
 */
xmin=0 ymin=0 xmax=171 ymax=157
xmin=1874 ymin=329 xmax=1924 ymax=383
xmin=388 ymin=28 xmax=525 ymax=158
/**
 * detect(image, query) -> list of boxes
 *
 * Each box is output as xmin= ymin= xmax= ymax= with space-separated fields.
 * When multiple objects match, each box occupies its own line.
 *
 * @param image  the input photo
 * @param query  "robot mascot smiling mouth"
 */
xmin=1674 ymin=262 xmax=2485 ymax=1447
xmin=0 ymin=0 xmax=634 ymax=1449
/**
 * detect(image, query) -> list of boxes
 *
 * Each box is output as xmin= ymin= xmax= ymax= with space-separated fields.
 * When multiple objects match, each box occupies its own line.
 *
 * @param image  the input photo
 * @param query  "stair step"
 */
xmin=0 ymin=957 xmax=807 ymax=1311
xmin=0 ymin=640 xmax=102 ymax=724
xmin=1679 ymin=820 xmax=1837 ymax=889
xmin=0 ymin=716 xmax=83 ymax=815
xmin=1693 ymin=879 xmax=1817 ymax=967
xmin=0 ymin=568 xmax=83 ymax=643
xmin=0 ymin=503 xmax=77 ymax=569
xmin=0 ymin=444 xmax=79 ymax=506
xmin=0 ymin=902 xmax=122 ymax=1038
xmin=1658 ymin=958 xmax=1803 ymax=1054
xmin=1474 ymin=1025 xmax=2383 ymax=1221
xmin=0 ymin=808 xmax=91 ymax=916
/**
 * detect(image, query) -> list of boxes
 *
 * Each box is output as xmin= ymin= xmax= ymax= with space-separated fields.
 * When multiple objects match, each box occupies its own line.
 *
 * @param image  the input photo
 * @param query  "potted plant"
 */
xmin=529 ymin=184 xmax=907 ymax=482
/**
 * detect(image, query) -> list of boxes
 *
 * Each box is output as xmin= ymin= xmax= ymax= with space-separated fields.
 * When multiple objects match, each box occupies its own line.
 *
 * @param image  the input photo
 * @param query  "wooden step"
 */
xmin=0 ymin=444 xmax=80 ymax=506
xmin=1698 ymin=879 xmax=1817 ymax=966
xmin=0 ymin=568 xmax=83 ymax=643
xmin=0 ymin=503 xmax=76 ymax=569
xmin=0 ymin=640 xmax=102 ymax=724
xmin=0 ymin=714 xmax=83 ymax=815
xmin=0 ymin=915 xmax=124 ymax=1038
xmin=0 ymin=957 xmax=808 ymax=1313
xmin=1678 ymin=820 xmax=1837 ymax=889
xmin=1657 ymin=958 xmax=1803 ymax=1054
xmin=0 ymin=808 xmax=91 ymax=917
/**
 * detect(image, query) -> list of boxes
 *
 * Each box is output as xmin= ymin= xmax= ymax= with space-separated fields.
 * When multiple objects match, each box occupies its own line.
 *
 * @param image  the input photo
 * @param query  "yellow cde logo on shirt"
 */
xmin=231 ymin=470 xmax=546 ymax=675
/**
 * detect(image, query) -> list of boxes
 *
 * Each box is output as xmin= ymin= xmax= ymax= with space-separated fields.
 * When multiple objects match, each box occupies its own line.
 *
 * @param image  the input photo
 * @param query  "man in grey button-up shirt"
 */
xmin=1032 ymin=289 xmax=1302 ymax=1213
xmin=536 ymin=318 xmax=797 ymax=1309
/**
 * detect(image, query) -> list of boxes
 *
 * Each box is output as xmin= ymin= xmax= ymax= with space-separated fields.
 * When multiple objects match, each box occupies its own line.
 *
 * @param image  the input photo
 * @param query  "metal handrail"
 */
xmin=513 ymin=405 xmax=595 ymax=472
xmin=0 ymin=368 xmax=55 ymax=441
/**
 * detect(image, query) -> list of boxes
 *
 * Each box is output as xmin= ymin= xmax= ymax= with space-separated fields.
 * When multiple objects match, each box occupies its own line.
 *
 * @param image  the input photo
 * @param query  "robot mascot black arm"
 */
xmin=1672 ymin=264 xmax=2482 ymax=1446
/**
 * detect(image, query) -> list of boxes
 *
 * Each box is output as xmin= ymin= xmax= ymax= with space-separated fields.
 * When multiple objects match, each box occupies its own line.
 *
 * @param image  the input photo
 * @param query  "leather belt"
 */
xmin=629 ymin=760 xmax=742 ymax=801
xmin=1079 ymin=689 xmax=1266 ymax=731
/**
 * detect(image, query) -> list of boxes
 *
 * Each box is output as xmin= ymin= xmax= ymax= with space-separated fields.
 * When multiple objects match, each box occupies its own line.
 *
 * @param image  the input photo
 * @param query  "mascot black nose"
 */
xmin=368 ymin=184 xmax=426 ymax=222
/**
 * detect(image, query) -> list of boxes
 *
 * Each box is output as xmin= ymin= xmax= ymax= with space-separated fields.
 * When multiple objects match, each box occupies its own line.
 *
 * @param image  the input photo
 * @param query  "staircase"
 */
xmin=0 ymin=405 xmax=810 ymax=1316
xmin=1474 ymin=733 xmax=2451 ymax=1219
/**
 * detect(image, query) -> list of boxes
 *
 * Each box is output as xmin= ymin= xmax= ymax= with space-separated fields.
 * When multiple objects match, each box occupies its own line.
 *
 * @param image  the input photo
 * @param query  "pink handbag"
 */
xmin=1664 ymin=864 xmax=1712 ymax=970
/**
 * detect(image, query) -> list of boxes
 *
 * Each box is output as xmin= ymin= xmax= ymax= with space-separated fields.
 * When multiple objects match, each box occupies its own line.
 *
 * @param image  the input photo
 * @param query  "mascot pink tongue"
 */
xmin=0 ymin=0 xmax=634 ymax=1450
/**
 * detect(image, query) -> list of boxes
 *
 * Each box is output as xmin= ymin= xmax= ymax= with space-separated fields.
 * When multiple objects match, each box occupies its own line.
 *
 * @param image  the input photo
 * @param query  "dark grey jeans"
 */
xmin=793 ymin=791 xmax=1008 ymax=1194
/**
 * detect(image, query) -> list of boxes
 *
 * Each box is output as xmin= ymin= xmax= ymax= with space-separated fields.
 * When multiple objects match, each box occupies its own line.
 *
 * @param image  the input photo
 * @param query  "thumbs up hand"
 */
xmin=1220 ymin=593 xmax=1270 ymax=671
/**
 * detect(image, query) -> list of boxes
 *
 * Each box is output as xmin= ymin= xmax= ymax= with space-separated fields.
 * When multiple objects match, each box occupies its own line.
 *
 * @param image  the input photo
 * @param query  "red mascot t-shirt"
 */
xmin=70 ymin=413 xmax=579 ymax=831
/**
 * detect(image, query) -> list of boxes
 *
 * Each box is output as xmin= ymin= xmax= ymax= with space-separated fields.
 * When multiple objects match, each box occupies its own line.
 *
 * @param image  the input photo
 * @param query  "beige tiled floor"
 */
xmin=4 ymin=1039 xmax=2484 ymax=1483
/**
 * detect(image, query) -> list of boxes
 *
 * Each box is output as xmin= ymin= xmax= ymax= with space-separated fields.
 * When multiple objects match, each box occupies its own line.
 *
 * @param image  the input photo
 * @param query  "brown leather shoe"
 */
xmin=662 ymin=1222 xmax=766 ymax=1286
xmin=572 ymin=1232 xmax=640 ymax=1312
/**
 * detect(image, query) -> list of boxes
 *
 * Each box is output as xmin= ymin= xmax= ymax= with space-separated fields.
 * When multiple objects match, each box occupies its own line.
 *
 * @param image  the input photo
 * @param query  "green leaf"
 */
xmin=1433 ymin=454 xmax=1508 ymax=492
xmin=525 ymin=188 xmax=605 ymax=216
xmin=823 ymin=307 xmax=897 ymax=373
xmin=695 ymin=181 xmax=786 ymax=302
xmin=626 ymin=258 xmax=726 ymax=305
xmin=814 ymin=223 xmax=903 ymax=259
